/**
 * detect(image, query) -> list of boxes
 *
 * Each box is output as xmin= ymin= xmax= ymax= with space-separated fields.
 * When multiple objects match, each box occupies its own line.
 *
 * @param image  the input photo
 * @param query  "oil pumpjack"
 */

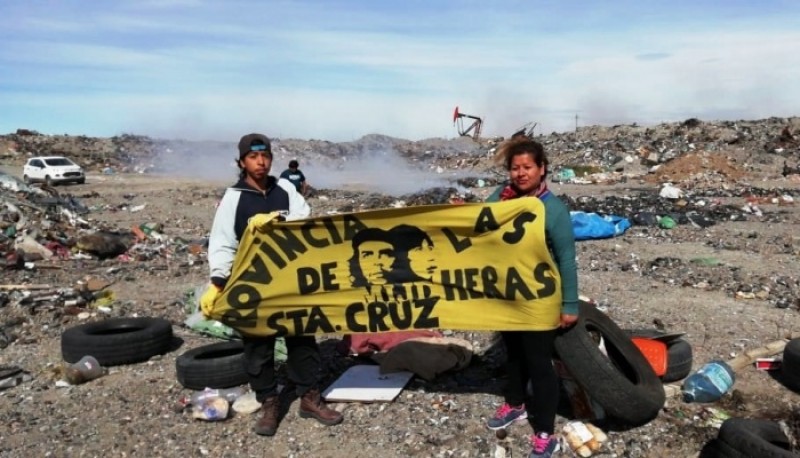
xmin=453 ymin=106 xmax=483 ymax=141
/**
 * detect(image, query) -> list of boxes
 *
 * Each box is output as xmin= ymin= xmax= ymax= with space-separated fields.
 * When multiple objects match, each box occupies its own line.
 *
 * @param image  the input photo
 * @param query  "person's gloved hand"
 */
xmin=248 ymin=211 xmax=282 ymax=234
xmin=200 ymin=284 xmax=222 ymax=318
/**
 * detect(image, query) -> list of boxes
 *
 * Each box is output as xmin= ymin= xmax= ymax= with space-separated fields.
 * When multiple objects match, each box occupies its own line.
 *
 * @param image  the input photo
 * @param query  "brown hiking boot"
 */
xmin=298 ymin=389 xmax=343 ymax=426
xmin=254 ymin=395 xmax=280 ymax=436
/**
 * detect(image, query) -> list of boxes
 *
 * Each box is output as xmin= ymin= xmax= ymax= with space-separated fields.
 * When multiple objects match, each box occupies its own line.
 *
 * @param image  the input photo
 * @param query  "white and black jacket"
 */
xmin=208 ymin=176 xmax=310 ymax=288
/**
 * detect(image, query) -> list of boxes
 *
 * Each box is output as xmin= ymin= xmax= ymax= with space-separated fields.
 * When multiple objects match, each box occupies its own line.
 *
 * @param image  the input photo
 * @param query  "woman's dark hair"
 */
xmin=495 ymin=137 xmax=549 ymax=178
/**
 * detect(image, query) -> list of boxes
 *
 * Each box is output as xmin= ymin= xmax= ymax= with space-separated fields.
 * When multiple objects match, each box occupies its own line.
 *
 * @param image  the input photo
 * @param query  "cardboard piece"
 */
xmin=322 ymin=364 xmax=414 ymax=402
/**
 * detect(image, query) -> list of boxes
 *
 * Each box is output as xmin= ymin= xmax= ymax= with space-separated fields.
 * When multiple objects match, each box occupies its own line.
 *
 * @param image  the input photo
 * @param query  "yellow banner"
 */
xmin=207 ymin=199 xmax=562 ymax=336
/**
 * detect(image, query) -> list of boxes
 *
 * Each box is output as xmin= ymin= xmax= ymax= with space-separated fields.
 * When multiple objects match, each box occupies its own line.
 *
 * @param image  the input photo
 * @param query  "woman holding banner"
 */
xmin=484 ymin=137 xmax=579 ymax=458
xmin=203 ymin=133 xmax=342 ymax=436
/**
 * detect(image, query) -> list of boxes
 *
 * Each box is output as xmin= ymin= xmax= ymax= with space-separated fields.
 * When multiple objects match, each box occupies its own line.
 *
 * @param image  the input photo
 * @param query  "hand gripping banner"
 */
xmin=206 ymin=199 xmax=562 ymax=337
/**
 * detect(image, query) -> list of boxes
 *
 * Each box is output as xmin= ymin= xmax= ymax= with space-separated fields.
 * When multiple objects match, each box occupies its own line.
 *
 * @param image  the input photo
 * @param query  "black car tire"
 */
xmin=175 ymin=341 xmax=248 ymax=390
xmin=624 ymin=329 xmax=693 ymax=382
xmin=61 ymin=317 xmax=173 ymax=366
xmin=717 ymin=418 xmax=794 ymax=457
xmin=699 ymin=438 xmax=748 ymax=457
xmin=781 ymin=338 xmax=800 ymax=392
xmin=555 ymin=301 xmax=666 ymax=426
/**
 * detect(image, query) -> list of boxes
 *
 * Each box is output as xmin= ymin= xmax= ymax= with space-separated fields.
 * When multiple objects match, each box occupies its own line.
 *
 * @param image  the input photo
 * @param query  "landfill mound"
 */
xmin=4 ymin=116 xmax=799 ymax=185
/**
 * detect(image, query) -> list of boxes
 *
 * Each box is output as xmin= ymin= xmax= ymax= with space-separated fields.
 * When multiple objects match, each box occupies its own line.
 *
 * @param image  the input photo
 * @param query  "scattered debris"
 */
xmin=0 ymin=116 xmax=799 ymax=456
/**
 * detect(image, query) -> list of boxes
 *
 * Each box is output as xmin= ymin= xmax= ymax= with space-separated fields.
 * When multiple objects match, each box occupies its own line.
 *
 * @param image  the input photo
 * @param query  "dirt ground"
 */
xmin=1 ymin=164 xmax=799 ymax=458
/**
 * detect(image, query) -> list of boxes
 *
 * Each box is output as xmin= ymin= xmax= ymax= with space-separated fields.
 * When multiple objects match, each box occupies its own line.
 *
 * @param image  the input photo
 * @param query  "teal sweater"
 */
xmin=486 ymin=185 xmax=579 ymax=315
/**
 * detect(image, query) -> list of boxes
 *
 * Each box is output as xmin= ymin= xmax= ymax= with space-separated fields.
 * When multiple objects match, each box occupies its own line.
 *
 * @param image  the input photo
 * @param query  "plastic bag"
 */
xmin=181 ymin=285 xmax=287 ymax=363
xmin=191 ymin=396 xmax=230 ymax=421
xmin=553 ymin=168 xmax=577 ymax=183
xmin=570 ymin=212 xmax=631 ymax=241
xmin=183 ymin=284 xmax=241 ymax=340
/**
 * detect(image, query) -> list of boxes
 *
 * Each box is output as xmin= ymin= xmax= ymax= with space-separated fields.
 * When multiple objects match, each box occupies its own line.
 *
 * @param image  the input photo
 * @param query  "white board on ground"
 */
xmin=322 ymin=364 xmax=414 ymax=402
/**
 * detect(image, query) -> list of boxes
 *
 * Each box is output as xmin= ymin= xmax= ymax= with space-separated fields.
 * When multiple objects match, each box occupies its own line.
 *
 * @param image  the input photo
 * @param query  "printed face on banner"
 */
xmin=387 ymin=225 xmax=438 ymax=283
xmin=357 ymin=240 xmax=395 ymax=285
xmin=407 ymin=239 xmax=437 ymax=281
xmin=344 ymin=225 xmax=442 ymax=304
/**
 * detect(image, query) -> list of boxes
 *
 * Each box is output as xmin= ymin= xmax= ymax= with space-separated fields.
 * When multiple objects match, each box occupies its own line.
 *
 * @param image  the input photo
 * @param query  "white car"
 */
xmin=23 ymin=156 xmax=86 ymax=185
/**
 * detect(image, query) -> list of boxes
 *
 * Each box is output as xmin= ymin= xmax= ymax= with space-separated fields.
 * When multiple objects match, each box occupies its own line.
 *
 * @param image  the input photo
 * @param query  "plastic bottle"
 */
xmin=681 ymin=360 xmax=736 ymax=403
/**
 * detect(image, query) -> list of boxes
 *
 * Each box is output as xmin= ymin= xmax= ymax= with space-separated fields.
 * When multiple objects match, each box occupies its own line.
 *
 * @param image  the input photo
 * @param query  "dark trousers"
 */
xmin=501 ymin=329 xmax=559 ymax=434
xmin=242 ymin=335 xmax=321 ymax=402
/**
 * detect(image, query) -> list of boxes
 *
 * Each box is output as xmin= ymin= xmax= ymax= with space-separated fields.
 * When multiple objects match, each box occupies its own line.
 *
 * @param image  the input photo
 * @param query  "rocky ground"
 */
xmin=1 ymin=118 xmax=800 ymax=457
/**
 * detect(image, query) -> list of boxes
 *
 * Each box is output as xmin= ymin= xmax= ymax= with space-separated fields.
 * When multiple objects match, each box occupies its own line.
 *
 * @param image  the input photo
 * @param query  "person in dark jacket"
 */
xmin=280 ymin=159 xmax=309 ymax=195
xmin=204 ymin=133 xmax=342 ymax=436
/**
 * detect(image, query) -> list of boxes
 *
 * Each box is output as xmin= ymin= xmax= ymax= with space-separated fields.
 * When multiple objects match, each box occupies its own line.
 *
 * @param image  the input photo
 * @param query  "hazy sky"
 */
xmin=1 ymin=0 xmax=798 ymax=142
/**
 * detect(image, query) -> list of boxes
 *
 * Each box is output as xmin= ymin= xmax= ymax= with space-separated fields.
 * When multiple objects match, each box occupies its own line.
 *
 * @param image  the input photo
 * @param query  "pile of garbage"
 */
xmin=563 ymin=184 xmax=798 ymax=229
xmin=0 ymin=171 xmax=208 ymax=316
xmin=539 ymin=117 xmax=800 ymax=182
